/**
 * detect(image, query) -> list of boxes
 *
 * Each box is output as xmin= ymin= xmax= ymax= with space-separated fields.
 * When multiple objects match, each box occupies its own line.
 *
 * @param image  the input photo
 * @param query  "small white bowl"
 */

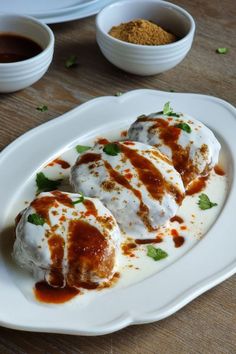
xmin=0 ymin=15 xmax=54 ymax=93
xmin=96 ymin=0 xmax=195 ymax=76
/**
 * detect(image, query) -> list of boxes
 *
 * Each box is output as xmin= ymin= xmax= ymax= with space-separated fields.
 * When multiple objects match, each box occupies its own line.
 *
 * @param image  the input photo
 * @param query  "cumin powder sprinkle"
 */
xmin=109 ymin=19 xmax=176 ymax=46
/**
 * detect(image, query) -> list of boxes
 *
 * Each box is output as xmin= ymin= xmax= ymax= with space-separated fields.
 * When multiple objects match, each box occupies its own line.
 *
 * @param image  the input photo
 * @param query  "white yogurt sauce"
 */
xmin=7 ymin=127 xmax=228 ymax=305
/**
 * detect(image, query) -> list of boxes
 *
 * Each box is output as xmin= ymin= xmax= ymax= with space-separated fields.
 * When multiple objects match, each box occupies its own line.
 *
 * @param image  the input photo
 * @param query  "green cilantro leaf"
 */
xmin=163 ymin=101 xmax=172 ymax=115
xmin=36 ymin=105 xmax=48 ymax=112
xmin=157 ymin=102 xmax=180 ymax=117
xmin=147 ymin=245 xmax=168 ymax=261
xmin=103 ymin=143 xmax=121 ymax=156
xmin=75 ymin=145 xmax=91 ymax=153
xmin=198 ymin=193 xmax=218 ymax=210
xmin=216 ymin=48 xmax=228 ymax=54
xmin=65 ymin=55 xmax=78 ymax=68
xmin=176 ymin=122 xmax=192 ymax=133
xmin=72 ymin=193 xmax=84 ymax=205
xmin=36 ymin=172 xmax=62 ymax=194
xmin=115 ymin=92 xmax=123 ymax=96
xmin=28 ymin=213 xmax=45 ymax=226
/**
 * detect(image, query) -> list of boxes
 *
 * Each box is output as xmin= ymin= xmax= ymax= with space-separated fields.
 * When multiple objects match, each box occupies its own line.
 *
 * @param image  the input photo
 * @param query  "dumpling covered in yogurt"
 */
xmin=71 ymin=140 xmax=185 ymax=237
xmin=13 ymin=191 xmax=120 ymax=288
xmin=128 ymin=109 xmax=221 ymax=187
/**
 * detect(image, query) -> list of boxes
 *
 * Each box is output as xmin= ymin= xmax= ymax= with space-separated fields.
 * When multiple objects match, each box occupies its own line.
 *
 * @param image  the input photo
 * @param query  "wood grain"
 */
xmin=0 ymin=0 xmax=235 ymax=353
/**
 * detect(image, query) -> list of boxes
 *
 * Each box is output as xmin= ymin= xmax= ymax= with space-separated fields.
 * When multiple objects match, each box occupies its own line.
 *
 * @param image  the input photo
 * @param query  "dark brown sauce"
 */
xmin=31 ymin=196 xmax=56 ymax=224
xmin=103 ymin=160 xmax=141 ymax=199
xmin=120 ymin=130 xmax=128 ymax=137
xmin=186 ymin=176 xmax=208 ymax=196
xmin=51 ymin=191 xmax=74 ymax=207
xmin=35 ymin=218 xmax=117 ymax=303
xmin=214 ymin=164 xmax=225 ymax=176
xmin=151 ymin=149 xmax=172 ymax=165
xmin=123 ymin=141 xmax=135 ymax=146
xmin=76 ymin=153 xmax=101 ymax=166
xmin=0 ymin=33 xmax=42 ymax=63
xmin=120 ymin=143 xmax=184 ymax=205
xmin=123 ymin=169 xmax=133 ymax=180
xmin=122 ymin=242 xmax=137 ymax=257
xmin=173 ymin=236 xmax=185 ymax=248
xmin=31 ymin=191 xmax=73 ymax=224
xmin=96 ymin=215 xmax=115 ymax=231
xmin=32 ymin=191 xmax=73 ymax=287
xmin=67 ymin=219 xmax=115 ymax=287
xmin=32 ymin=193 xmax=118 ymax=303
xmin=97 ymin=138 xmax=110 ymax=145
xmin=135 ymin=236 xmax=162 ymax=244
xmin=171 ymin=229 xmax=185 ymax=248
xmin=34 ymin=272 xmax=120 ymax=303
xmin=34 ymin=281 xmax=79 ymax=304
xmin=138 ymin=116 xmax=200 ymax=187
xmin=83 ymin=199 xmax=98 ymax=217
xmin=75 ymin=281 xmax=99 ymax=290
xmin=47 ymin=158 xmax=70 ymax=169
xmin=171 ymin=229 xmax=179 ymax=237
xmin=103 ymin=160 xmax=155 ymax=232
xmin=170 ymin=215 xmax=184 ymax=224
xmin=180 ymin=225 xmax=187 ymax=230
xmin=48 ymin=235 xmax=65 ymax=287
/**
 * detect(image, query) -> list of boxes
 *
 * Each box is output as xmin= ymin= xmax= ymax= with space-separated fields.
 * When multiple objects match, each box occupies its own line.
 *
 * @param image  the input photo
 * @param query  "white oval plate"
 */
xmin=0 ymin=0 xmax=98 ymax=16
xmin=0 ymin=0 xmax=117 ymax=24
xmin=0 ymin=89 xmax=235 ymax=335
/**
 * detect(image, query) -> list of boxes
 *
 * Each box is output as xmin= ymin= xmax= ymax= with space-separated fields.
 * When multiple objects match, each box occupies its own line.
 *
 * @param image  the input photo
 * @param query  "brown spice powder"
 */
xmin=109 ymin=19 xmax=176 ymax=46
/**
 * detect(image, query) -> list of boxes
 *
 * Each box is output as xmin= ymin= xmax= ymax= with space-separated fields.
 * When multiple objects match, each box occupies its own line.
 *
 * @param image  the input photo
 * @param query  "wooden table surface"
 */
xmin=0 ymin=0 xmax=235 ymax=353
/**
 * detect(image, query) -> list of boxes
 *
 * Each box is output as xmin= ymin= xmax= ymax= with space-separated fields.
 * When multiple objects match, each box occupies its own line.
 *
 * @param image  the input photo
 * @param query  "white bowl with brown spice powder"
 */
xmin=96 ymin=0 xmax=195 ymax=75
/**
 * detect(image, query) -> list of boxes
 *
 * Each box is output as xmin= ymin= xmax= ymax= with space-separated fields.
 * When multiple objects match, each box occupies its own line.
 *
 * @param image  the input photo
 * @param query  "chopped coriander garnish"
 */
xmin=147 ymin=245 xmax=168 ymax=261
xmin=115 ymin=92 xmax=123 ymax=96
xmin=168 ymin=112 xmax=180 ymax=117
xmin=103 ymin=143 xmax=121 ymax=156
xmin=65 ymin=55 xmax=78 ymax=68
xmin=216 ymin=47 xmax=228 ymax=54
xmin=157 ymin=102 xmax=180 ymax=117
xmin=72 ymin=194 xmax=84 ymax=205
xmin=36 ymin=105 xmax=48 ymax=112
xmin=163 ymin=101 xmax=172 ymax=115
xmin=36 ymin=172 xmax=62 ymax=194
xmin=198 ymin=193 xmax=218 ymax=210
xmin=28 ymin=213 xmax=45 ymax=226
xmin=176 ymin=122 xmax=192 ymax=133
xmin=76 ymin=145 xmax=91 ymax=153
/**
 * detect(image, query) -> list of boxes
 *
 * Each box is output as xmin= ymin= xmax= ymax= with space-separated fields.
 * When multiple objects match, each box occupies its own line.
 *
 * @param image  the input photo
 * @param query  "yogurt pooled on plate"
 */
xmin=128 ymin=108 xmax=221 ymax=187
xmin=71 ymin=140 xmax=185 ymax=237
xmin=13 ymin=191 xmax=121 ymax=288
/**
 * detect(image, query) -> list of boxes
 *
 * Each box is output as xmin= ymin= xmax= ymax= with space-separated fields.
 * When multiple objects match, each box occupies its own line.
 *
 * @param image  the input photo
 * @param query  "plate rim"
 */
xmin=0 ymin=0 xmax=98 ymax=16
xmin=0 ymin=0 xmax=117 ymax=24
xmin=37 ymin=0 xmax=117 ymax=24
xmin=28 ymin=0 xmax=99 ymax=18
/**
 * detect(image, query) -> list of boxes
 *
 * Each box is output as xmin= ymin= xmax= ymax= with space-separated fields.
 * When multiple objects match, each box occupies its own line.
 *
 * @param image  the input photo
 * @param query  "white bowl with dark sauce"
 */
xmin=0 ymin=14 xmax=54 ymax=93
